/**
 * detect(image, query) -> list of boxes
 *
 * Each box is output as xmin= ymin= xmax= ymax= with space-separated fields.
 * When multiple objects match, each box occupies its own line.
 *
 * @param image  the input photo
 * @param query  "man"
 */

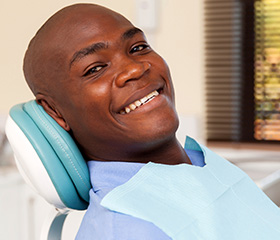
xmin=23 ymin=3 xmax=191 ymax=166
xmin=24 ymin=3 xmax=194 ymax=238
xmin=23 ymin=3 xmax=280 ymax=240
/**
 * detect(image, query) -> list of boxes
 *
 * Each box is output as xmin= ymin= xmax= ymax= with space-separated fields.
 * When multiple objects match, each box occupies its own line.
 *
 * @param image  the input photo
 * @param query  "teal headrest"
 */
xmin=7 ymin=100 xmax=91 ymax=210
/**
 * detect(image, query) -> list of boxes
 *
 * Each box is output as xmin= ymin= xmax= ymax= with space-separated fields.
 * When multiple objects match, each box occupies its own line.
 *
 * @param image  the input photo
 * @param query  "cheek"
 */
xmin=152 ymin=55 xmax=175 ymax=99
xmin=79 ymin=89 xmax=111 ymax=128
xmin=79 ymin=78 xmax=112 ymax=110
xmin=67 ymin=92 xmax=114 ymax=150
xmin=151 ymin=53 xmax=172 ymax=79
xmin=62 ymin=80 xmax=112 ymax=129
xmin=88 ymin=82 xmax=109 ymax=98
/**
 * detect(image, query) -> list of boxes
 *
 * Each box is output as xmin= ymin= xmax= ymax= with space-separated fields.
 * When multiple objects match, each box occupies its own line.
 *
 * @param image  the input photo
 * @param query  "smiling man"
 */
xmin=23 ymin=3 xmax=192 ymax=239
xmin=23 ymin=3 xmax=280 ymax=240
xmin=24 ymin=3 xmax=191 ymax=166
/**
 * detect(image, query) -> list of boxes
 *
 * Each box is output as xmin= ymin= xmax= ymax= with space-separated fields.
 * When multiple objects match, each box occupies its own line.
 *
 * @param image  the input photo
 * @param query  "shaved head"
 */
xmin=23 ymin=3 xmax=129 ymax=98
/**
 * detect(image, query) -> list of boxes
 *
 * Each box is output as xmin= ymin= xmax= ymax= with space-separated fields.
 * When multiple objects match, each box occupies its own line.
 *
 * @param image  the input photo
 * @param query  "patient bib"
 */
xmin=101 ymin=138 xmax=280 ymax=240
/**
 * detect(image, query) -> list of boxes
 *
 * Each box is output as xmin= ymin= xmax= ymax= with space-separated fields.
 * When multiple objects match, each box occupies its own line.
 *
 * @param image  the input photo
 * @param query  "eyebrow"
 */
xmin=70 ymin=27 xmax=144 ymax=67
xmin=70 ymin=42 xmax=108 ymax=67
xmin=122 ymin=27 xmax=144 ymax=40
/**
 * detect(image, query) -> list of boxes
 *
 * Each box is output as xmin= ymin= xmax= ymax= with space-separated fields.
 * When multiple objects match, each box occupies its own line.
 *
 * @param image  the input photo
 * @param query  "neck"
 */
xmin=121 ymin=137 xmax=192 ymax=165
xmin=144 ymin=138 xmax=192 ymax=165
xmin=86 ymin=136 xmax=192 ymax=165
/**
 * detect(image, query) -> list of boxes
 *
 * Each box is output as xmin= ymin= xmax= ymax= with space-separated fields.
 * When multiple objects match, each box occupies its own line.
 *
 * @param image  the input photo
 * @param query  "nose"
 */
xmin=114 ymin=59 xmax=151 ymax=88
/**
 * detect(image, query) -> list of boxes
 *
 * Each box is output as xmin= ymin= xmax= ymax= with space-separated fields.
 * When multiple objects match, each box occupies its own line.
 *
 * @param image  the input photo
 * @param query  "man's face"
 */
xmin=48 ymin=6 xmax=179 ymax=161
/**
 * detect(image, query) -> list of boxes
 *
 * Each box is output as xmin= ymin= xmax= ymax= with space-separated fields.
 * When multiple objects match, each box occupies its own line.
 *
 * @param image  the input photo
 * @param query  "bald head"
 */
xmin=23 ymin=3 xmax=131 ymax=97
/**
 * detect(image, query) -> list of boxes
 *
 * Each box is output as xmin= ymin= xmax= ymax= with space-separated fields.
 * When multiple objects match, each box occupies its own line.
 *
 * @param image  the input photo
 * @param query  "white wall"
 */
xmin=0 ymin=0 xmax=204 ymax=120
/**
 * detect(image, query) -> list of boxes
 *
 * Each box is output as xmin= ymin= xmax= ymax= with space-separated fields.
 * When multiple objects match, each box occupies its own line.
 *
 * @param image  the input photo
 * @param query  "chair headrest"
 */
xmin=5 ymin=100 xmax=91 ymax=210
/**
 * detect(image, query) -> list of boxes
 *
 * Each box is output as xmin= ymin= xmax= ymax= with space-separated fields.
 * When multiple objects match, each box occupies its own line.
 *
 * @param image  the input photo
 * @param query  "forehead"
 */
xmin=51 ymin=6 xmax=135 ymax=56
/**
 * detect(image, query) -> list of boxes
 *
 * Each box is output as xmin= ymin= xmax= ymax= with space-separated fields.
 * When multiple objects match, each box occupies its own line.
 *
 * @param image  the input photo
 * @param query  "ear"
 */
xmin=36 ymin=95 xmax=70 ymax=131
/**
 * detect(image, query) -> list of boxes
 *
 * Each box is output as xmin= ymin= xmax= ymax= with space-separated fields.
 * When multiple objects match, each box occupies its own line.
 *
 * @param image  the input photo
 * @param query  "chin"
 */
xmin=137 ymin=110 xmax=179 ymax=145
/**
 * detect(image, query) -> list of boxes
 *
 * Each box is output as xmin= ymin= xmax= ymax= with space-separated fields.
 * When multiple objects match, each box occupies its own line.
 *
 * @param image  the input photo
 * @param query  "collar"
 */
xmin=88 ymin=136 xmax=205 ymax=192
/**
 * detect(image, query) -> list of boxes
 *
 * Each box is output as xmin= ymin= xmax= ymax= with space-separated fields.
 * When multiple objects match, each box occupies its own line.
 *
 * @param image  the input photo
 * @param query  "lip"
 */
xmin=116 ymin=82 xmax=165 ymax=113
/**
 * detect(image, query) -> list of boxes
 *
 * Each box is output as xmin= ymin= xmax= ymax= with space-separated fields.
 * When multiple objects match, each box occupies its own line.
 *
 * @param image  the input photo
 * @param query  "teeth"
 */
xmin=135 ymin=100 xmax=141 ymax=107
xmin=140 ymin=97 xmax=148 ymax=104
xmin=147 ymin=92 xmax=154 ymax=99
xmin=120 ymin=90 xmax=160 ymax=114
xmin=120 ymin=110 xmax=126 ymax=114
xmin=129 ymin=103 xmax=137 ymax=110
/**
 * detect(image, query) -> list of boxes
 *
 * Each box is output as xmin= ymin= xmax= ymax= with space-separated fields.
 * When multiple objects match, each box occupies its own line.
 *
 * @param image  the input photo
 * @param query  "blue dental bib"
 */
xmin=101 ymin=137 xmax=280 ymax=240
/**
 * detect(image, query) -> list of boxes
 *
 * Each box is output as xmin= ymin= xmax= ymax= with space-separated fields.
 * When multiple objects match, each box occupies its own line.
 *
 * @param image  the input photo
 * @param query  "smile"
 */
xmin=119 ymin=90 xmax=160 ymax=114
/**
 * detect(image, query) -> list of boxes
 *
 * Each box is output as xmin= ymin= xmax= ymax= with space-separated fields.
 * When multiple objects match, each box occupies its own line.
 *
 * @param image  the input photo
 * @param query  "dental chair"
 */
xmin=5 ymin=100 xmax=92 ymax=240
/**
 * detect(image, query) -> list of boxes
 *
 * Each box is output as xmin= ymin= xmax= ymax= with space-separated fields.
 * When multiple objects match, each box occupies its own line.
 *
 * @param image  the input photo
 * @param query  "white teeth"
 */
xmin=129 ymin=103 xmax=137 ymax=110
xmin=139 ymin=90 xmax=159 ymax=105
xmin=125 ymin=107 xmax=131 ymax=113
xmin=140 ymin=97 xmax=148 ymax=104
xmin=135 ymin=100 xmax=141 ymax=107
xmin=120 ymin=90 xmax=160 ymax=114
xmin=147 ymin=92 xmax=154 ymax=99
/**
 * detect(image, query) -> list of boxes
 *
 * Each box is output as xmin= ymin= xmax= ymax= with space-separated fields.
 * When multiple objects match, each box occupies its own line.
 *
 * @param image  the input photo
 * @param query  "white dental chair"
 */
xmin=5 ymin=100 xmax=91 ymax=240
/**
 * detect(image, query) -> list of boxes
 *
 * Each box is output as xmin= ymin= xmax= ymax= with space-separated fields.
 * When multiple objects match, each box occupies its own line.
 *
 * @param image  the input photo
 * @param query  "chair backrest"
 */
xmin=5 ymin=100 xmax=91 ymax=210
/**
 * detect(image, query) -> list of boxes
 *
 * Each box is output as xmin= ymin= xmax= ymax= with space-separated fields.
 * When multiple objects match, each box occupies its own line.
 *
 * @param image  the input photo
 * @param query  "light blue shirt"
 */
xmin=75 ymin=149 xmax=204 ymax=239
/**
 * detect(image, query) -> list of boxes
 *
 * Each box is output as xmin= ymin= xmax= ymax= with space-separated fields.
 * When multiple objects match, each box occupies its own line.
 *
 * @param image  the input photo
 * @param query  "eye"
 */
xmin=130 ymin=43 xmax=150 ymax=54
xmin=84 ymin=65 xmax=106 ymax=76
